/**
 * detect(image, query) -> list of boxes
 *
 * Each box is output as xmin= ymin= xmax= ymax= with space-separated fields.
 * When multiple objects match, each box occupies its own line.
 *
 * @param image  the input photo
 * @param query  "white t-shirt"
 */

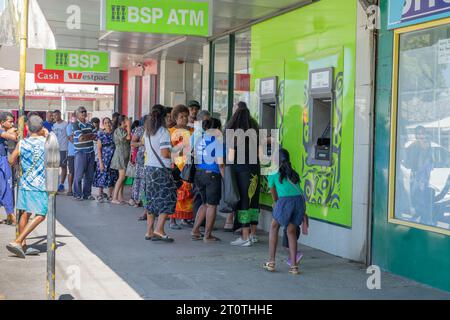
xmin=53 ymin=121 xmax=68 ymax=151
xmin=144 ymin=127 xmax=172 ymax=168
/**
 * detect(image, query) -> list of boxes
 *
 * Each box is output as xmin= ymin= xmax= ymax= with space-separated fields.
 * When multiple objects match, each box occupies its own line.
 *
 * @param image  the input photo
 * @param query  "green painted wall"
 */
xmin=372 ymin=0 xmax=450 ymax=292
xmin=250 ymin=0 xmax=357 ymax=227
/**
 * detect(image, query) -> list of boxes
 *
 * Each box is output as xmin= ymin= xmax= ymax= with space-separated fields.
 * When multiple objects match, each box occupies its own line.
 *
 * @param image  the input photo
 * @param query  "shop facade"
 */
xmin=206 ymin=0 xmax=375 ymax=263
xmin=372 ymin=0 xmax=450 ymax=292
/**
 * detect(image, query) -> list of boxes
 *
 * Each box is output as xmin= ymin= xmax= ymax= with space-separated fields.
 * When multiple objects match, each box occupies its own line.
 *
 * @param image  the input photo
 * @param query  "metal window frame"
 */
xmin=389 ymin=17 xmax=450 ymax=237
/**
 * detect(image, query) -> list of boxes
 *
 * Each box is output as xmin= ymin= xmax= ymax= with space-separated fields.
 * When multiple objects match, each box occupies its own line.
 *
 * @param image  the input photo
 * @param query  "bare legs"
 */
xmin=286 ymin=224 xmax=298 ymax=267
xmin=268 ymin=220 xmax=298 ymax=267
xmin=13 ymin=213 xmax=46 ymax=246
xmin=146 ymin=213 xmax=155 ymax=238
xmin=242 ymin=227 xmax=250 ymax=241
xmin=154 ymin=213 xmax=169 ymax=236
xmin=67 ymin=172 xmax=74 ymax=195
xmin=60 ymin=166 xmax=67 ymax=187
xmin=268 ymin=219 xmax=279 ymax=262
xmin=112 ymin=169 xmax=126 ymax=203
xmin=250 ymin=224 xmax=257 ymax=238
xmin=192 ymin=204 xmax=218 ymax=239
xmin=108 ymin=187 xmax=113 ymax=199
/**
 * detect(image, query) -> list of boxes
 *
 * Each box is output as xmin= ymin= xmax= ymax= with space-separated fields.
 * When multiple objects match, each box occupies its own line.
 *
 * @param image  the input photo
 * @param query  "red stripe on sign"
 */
xmin=34 ymin=64 xmax=64 ymax=84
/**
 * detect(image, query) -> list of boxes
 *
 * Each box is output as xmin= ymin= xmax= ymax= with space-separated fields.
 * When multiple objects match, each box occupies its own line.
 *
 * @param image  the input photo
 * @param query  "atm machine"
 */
xmin=307 ymin=67 xmax=334 ymax=167
xmin=259 ymin=76 xmax=278 ymax=131
xmin=259 ymin=77 xmax=279 ymax=157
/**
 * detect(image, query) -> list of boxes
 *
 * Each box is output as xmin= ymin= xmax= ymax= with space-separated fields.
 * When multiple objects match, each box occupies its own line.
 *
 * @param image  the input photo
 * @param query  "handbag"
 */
xmin=180 ymin=148 xmax=196 ymax=183
xmin=126 ymin=161 xmax=136 ymax=178
xmin=147 ymin=136 xmax=183 ymax=189
xmin=218 ymin=165 xmax=240 ymax=213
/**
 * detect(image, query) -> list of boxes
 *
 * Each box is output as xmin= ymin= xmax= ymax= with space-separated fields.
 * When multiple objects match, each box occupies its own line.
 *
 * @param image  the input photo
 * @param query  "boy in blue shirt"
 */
xmin=6 ymin=115 xmax=48 ymax=258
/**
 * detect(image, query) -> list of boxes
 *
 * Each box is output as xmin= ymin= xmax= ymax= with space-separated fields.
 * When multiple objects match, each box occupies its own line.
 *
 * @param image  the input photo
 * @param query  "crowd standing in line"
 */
xmin=1 ymin=100 xmax=308 ymax=275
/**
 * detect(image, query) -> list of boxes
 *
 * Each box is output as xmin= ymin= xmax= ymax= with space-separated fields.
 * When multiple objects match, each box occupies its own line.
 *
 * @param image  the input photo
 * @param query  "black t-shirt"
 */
xmin=225 ymin=126 xmax=260 ymax=173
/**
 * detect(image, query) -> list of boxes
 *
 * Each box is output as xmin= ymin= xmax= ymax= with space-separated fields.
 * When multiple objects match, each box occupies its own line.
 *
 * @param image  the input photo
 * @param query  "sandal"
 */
xmin=203 ymin=236 xmax=221 ymax=243
xmin=191 ymin=233 xmax=203 ymax=241
xmin=6 ymin=243 xmax=26 ymax=259
xmin=223 ymin=223 xmax=234 ymax=232
xmin=152 ymin=233 xmax=174 ymax=243
xmin=289 ymin=265 xmax=300 ymax=275
xmin=262 ymin=261 xmax=275 ymax=272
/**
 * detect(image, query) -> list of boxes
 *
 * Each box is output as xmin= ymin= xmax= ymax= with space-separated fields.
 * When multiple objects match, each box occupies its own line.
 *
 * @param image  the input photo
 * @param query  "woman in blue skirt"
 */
xmin=263 ymin=148 xmax=306 ymax=275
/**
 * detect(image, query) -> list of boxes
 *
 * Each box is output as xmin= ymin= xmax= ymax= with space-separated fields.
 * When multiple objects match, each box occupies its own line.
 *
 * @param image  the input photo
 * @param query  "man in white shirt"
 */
xmin=52 ymin=110 xmax=69 ymax=193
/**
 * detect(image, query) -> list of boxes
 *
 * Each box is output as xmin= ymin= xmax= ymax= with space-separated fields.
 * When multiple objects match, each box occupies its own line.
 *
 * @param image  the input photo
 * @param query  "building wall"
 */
xmin=159 ymin=59 xmax=202 ymax=107
xmin=249 ymin=0 xmax=373 ymax=262
xmin=372 ymin=0 xmax=450 ymax=292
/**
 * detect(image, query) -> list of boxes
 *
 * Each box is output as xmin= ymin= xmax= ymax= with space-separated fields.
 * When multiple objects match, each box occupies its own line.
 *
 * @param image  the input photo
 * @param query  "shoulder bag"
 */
xmin=147 ymin=136 xmax=183 ymax=189
xmin=180 ymin=139 xmax=196 ymax=183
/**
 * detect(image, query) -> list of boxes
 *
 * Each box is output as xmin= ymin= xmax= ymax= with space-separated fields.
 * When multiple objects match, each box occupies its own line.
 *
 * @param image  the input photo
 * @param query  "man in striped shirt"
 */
xmin=73 ymin=106 xmax=96 ymax=201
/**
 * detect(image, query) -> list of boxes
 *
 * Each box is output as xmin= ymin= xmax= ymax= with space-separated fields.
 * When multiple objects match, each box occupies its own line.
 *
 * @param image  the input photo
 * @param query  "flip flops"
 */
xmin=24 ymin=246 xmax=40 ymax=256
xmin=191 ymin=234 xmax=203 ymax=241
xmin=223 ymin=223 xmax=234 ymax=232
xmin=151 ymin=234 xmax=174 ymax=243
xmin=203 ymin=236 xmax=221 ymax=243
xmin=6 ymin=243 xmax=26 ymax=259
xmin=169 ymin=223 xmax=182 ymax=230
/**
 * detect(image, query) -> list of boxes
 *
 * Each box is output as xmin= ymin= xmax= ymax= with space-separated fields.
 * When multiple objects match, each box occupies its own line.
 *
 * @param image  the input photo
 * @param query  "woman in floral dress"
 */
xmin=93 ymin=117 xmax=118 ymax=202
xmin=131 ymin=115 xmax=148 ymax=219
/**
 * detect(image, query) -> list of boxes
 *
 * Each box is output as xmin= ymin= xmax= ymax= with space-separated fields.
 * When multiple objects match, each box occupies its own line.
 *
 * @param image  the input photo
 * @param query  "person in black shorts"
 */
xmin=191 ymin=118 xmax=224 ymax=242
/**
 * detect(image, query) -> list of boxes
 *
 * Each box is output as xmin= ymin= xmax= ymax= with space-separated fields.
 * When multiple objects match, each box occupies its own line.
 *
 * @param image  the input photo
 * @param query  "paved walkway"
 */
xmin=1 ymin=193 xmax=450 ymax=300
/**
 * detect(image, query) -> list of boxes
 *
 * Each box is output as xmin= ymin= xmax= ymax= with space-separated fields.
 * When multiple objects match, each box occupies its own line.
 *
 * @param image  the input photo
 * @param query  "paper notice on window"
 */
xmin=438 ymin=39 xmax=450 ymax=64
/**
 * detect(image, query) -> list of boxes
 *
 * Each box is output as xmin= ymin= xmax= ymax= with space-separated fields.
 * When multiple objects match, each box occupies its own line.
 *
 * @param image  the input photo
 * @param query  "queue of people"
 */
xmin=1 ymin=100 xmax=308 ymax=275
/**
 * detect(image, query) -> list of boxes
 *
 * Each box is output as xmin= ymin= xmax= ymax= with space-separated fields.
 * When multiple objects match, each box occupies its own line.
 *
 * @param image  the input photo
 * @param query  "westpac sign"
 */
xmin=388 ymin=0 xmax=450 ymax=29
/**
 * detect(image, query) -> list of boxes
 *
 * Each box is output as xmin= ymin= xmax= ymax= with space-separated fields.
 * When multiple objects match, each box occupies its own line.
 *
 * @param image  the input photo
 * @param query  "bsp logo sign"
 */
xmin=102 ymin=0 xmax=210 ymax=37
xmin=45 ymin=50 xmax=110 ymax=73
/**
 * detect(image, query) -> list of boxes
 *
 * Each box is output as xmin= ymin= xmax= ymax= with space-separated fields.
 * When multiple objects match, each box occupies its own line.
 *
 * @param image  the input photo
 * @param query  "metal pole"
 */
xmin=45 ymin=133 xmax=60 ymax=300
xmin=15 ymin=0 xmax=29 ymax=237
xmin=46 ymin=193 xmax=56 ymax=300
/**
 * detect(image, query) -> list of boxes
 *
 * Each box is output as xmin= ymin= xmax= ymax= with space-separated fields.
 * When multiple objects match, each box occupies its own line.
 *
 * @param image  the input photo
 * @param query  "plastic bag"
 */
xmin=218 ymin=166 xmax=240 ymax=213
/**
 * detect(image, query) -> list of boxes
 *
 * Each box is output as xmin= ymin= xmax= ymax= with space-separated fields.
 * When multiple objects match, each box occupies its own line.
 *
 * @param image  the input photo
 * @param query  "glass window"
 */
xmin=234 ymin=30 xmax=251 ymax=106
xmin=192 ymin=63 xmax=202 ymax=103
xmin=394 ymin=24 xmax=450 ymax=231
xmin=212 ymin=36 xmax=230 ymax=126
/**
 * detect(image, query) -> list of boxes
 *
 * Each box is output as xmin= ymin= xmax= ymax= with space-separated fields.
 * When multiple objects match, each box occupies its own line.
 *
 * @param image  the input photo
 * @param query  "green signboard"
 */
xmin=103 ymin=0 xmax=210 ymax=37
xmin=45 ymin=49 xmax=110 ymax=73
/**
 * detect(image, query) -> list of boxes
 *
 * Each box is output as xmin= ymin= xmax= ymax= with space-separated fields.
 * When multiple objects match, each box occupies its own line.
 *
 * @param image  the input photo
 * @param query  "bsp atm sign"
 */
xmin=45 ymin=49 xmax=110 ymax=73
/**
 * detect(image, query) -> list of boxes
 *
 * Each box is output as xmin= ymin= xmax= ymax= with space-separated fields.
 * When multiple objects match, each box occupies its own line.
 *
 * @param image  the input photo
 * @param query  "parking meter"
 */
xmin=45 ymin=132 xmax=60 ymax=192
xmin=45 ymin=132 xmax=59 ymax=300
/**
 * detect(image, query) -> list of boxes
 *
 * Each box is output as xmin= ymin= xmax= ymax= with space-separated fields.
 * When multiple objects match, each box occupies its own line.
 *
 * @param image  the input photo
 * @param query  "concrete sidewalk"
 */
xmin=0 ymin=208 xmax=141 ymax=300
xmin=1 ymin=194 xmax=450 ymax=300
